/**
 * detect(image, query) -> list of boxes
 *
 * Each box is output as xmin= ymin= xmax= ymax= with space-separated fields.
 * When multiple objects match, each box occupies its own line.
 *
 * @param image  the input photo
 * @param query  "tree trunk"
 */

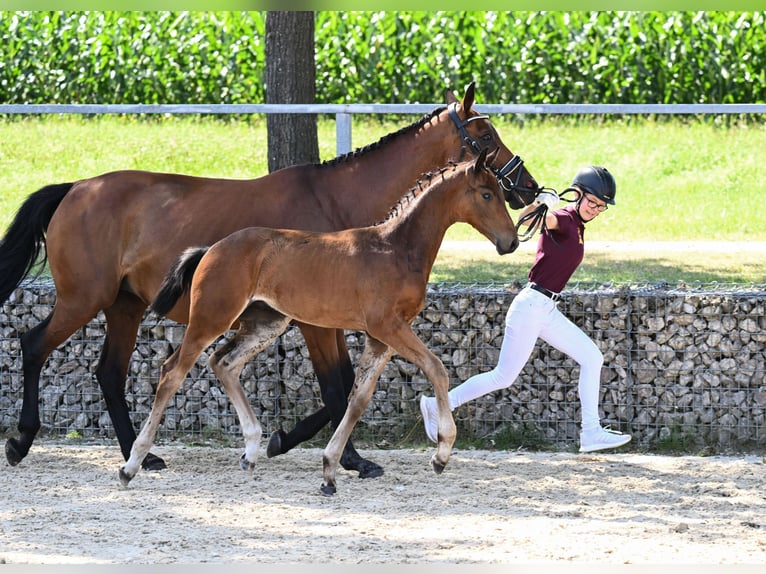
xmin=265 ymin=11 xmax=319 ymax=173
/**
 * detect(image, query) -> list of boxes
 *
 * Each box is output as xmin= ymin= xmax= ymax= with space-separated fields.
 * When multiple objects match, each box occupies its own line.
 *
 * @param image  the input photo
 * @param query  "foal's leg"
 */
xmin=267 ymin=324 xmax=384 ymax=479
xmin=209 ymin=309 xmax=292 ymax=472
xmin=321 ymin=337 xmax=393 ymax=496
xmin=375 ymin=323 xmax=457 ymax=474
xmin=119 ymin=294 xmax=241 ymax=485
xmin=118 ymin=348 xmax=190 ymax=485
xmin=98 ymin=291 xmax=166 ymax=471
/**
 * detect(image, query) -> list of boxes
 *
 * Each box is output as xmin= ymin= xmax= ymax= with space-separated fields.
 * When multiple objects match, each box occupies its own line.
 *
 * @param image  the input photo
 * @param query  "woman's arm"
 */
xmin=516 ymin=192 xmax=560 ymax=231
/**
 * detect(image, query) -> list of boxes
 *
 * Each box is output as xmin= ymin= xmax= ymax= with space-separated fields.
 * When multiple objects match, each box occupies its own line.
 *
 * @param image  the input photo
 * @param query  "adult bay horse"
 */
xmin=0 ymin=82 xmax=539 ymax=476
xmin=120 ymin=149 xmax=517 ymax=494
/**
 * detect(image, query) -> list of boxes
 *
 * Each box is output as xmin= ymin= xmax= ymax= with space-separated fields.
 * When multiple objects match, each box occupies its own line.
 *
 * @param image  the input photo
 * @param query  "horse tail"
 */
xmin=0 ymin=182 xmax=74 ymax=305
xmin=151 ymin=246 xmax=210 ymax=317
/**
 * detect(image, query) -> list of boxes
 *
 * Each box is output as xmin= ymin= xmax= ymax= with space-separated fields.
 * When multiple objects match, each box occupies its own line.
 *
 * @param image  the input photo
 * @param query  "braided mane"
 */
xmin=318 ymin=107 xmax=447 ymax=169
xmin=375 ymin=161 xmax=459 ymax=225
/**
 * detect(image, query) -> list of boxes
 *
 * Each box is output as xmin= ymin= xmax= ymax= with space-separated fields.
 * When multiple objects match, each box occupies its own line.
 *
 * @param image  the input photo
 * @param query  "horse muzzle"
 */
xmin=496 ymin=237 xmax=520 ymax=255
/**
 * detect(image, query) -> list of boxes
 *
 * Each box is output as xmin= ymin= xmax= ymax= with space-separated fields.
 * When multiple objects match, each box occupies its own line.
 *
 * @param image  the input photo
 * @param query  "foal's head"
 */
xmin=447 ymin=82 xmax=540 ymax=210
xmin=459 ymin=148 xmax=520 ymax=255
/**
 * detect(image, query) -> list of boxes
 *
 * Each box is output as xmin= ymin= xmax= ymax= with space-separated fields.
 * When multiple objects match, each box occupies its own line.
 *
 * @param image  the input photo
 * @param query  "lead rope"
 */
xmin=516 ymin=186 xmax=581 ymax=242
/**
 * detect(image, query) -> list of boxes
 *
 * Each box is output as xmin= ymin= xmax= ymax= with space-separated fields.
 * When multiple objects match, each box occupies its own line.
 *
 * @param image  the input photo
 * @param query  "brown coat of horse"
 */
xmin=0 ymin=83 xmax=539 ymax=476
xmin=119 ymin=149 xmax=518 ymax=494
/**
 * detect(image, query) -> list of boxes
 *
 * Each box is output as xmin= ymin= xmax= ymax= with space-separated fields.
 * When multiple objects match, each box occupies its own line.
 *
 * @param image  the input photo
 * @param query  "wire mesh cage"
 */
xmin=1 ymin=281 xmax=765 ymax=451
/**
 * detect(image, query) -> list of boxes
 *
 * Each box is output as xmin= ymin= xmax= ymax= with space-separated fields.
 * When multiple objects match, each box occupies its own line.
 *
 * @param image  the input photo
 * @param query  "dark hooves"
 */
xmin=141 ymin=452 xmax=167 ymax=471
xmin=5 ymin=438 xmax=23 ymax=467
xmin=431 ymin=457 xmax=446 ymax=475
xmin=266 ymin=430 xmax=286 ymax=458
xmin=239 ymin=452 xmax=255 ymax=472
xmin=320 ymin=482 xmax=337 ymax=496
xmin=118 ymin=467 xmax=133 ymax=487
xmin=357 ymin=460 xmax=385 ymax=479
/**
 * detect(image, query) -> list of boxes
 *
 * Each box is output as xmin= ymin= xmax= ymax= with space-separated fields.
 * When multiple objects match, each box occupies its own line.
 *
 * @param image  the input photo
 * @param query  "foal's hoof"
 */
xmin=5 ymin=438 xmax=23 ymax=467
xmin=141 ymin=452 xmax=167 ymax=471
xmin=430 ymin=456 xmax=447 ymax=475
xmin=266 ymin=430 xmax=285 ymax=458
xmin=118 ymin=467 xmax=134 ymax=487
xmin=239 ymin=453 xmax=255 ymax=472
xmin=320 ymin=482 xmax=337 ymax=496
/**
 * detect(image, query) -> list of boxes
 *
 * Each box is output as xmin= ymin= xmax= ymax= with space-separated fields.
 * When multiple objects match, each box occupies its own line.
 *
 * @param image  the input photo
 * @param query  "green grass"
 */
xmin=1 ymin=114 xmax=764 ymax=285
xmin=430 ymin=241 xmax=766 ymax=284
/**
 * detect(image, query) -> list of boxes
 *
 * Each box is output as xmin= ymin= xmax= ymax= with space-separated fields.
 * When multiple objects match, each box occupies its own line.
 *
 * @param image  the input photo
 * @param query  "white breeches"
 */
xmin=448 ymin=285 xmax=604 ymax=430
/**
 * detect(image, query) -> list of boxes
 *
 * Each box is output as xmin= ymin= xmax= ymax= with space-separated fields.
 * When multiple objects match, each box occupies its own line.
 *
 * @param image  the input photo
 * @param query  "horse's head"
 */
xmin=462 ymin=148 xmax=519 ymax=255
xmin=446 ymin=82 xmax=541 ymax=210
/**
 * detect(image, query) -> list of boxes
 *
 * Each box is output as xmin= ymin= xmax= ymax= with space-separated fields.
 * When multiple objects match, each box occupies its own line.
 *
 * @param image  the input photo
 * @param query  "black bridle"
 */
xmin=447 ymin=102 xmax=530 ymax=198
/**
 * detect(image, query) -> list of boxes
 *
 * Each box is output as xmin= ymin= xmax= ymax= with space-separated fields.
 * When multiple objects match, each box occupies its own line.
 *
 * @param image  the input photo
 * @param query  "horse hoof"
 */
xmin=320 ymin=482 xmax=337 ymax=496
xmin=357 ymin=460 xmax=385 ymax=479
xmin=5 ymin=438 xmax=23 ymax=467
xmin=239 ymin=453 xmax=255 ymax=472
xmin=141 ymin=452 xmax=167 ymax=471
xmin=266 ymin=430 xmax=285 ymax=458
xmin=430 ymin=457 xmax=446 ymax=475
xmin=118 ymin=467 xmax=134 ymax=487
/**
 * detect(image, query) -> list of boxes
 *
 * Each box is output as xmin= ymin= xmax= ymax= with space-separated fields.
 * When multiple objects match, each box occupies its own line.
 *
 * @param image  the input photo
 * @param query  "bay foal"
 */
xmin=119 ymin=149 xmax=518 ymax=494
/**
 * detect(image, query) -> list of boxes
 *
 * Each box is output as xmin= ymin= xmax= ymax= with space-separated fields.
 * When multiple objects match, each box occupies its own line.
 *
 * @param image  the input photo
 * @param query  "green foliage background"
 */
xmin=1 ymin=11 xmax=764 ymax=105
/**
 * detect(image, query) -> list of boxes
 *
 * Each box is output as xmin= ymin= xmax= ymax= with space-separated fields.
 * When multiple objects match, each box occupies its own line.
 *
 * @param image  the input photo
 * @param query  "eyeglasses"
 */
xmin=584 ymin=197 xmax=608 ymax=212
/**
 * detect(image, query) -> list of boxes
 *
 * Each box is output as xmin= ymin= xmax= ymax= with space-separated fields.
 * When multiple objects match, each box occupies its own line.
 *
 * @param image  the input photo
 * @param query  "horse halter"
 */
xmin=447 ymin=102 xmax=528 ymax=196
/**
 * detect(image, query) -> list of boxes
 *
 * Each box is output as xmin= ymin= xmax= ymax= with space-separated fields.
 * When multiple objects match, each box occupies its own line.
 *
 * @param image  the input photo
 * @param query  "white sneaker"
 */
xmin=420 ymin=395 xmax=438 ymax=443
xmin=579 ymin=426 xmax=632 ymax=453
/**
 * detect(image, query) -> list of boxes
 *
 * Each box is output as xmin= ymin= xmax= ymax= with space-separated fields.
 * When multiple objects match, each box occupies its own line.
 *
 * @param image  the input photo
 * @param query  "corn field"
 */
xmin=0 ymin=11 xmax=764 ymax=106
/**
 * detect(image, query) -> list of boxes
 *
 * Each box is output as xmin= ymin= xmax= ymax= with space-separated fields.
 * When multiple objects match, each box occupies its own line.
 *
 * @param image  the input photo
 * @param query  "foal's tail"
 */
xmin=0 ymin=182 xmax=74 ymax=305
xmin=151 ymin=246 xmax=210 ymax=317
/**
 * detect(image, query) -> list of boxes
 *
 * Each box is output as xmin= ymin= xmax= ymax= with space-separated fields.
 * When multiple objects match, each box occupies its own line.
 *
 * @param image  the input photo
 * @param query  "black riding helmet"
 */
xmin=571 ymin=166 xmax=616 ymax=205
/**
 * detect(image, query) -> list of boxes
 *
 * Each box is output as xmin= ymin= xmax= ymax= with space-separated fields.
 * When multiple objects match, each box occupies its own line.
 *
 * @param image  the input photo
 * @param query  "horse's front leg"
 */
xmin=99 ymin=292 xmax=166 ymax=471
xmin=321 ymin=337 xmax=392 ymax=496
xmin=209 ymin=311 xmax=291 ymax=472
xmin=279 ymin=325 xmax=384 ymax=478
xmin=381 ymin=325 xmax=456 ymax=474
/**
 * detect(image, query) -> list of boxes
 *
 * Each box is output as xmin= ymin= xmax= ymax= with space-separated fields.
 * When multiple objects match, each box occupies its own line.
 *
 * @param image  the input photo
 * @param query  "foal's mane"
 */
xmin=375 ymin=161 xmax=460 ymax=225
xmin=318 ymin=106 xmax=448 ymax=169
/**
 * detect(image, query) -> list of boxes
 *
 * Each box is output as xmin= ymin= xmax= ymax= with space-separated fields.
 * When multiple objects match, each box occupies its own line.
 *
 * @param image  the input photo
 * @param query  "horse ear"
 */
xmin=461 ymin=81 xmax=476 ymax=111
xmin=445 ymin=89 xmax=458 ymax=104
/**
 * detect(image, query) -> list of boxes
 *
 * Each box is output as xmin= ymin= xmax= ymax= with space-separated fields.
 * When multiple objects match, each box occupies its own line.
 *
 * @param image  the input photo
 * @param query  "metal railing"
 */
xmin=2 ymin=103 xmax=764 ymax=157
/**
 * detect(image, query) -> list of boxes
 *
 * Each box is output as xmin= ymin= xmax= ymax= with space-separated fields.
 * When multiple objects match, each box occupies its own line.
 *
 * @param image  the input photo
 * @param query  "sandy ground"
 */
xmin=1 ymin=441 xmax=764 ymax=565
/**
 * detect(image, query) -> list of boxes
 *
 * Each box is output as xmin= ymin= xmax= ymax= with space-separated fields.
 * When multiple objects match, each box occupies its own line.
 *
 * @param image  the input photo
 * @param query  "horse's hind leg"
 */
xmin=99 ymin=291 xmax=165 ymax=471
xmin=332 ymin=329 xmax=384 ymax=478
xmin=5 ymin=316 xmax=51 ymax=465
xmin=210 ymin=306 xmax=291 ymax=472
xmin=268 ymin=325 xmax=384 ymax=479
xmin=321 ymin=337 xmax=393 ymax=496
xmin=119 ymin=347 xmax=194 ymax=485
xmin=6 ymin=302 xmax=99 ymax=466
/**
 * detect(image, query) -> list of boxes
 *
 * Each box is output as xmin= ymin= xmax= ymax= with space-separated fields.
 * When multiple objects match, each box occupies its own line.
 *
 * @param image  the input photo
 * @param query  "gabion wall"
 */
xmin=1 ymin=281 xmax=765 ymax=451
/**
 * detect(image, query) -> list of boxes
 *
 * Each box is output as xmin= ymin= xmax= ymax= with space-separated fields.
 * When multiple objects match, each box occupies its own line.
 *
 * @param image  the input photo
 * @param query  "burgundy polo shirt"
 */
xmin=527 ymin=205 xmax=585 ymax=293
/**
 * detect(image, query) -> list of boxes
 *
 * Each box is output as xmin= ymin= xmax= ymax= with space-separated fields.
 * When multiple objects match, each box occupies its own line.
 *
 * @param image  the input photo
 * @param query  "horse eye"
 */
xmin=481 ymin=134 xmax=492 ymax=142
xmin=482 ymin=192 xmax=492 ymax=200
